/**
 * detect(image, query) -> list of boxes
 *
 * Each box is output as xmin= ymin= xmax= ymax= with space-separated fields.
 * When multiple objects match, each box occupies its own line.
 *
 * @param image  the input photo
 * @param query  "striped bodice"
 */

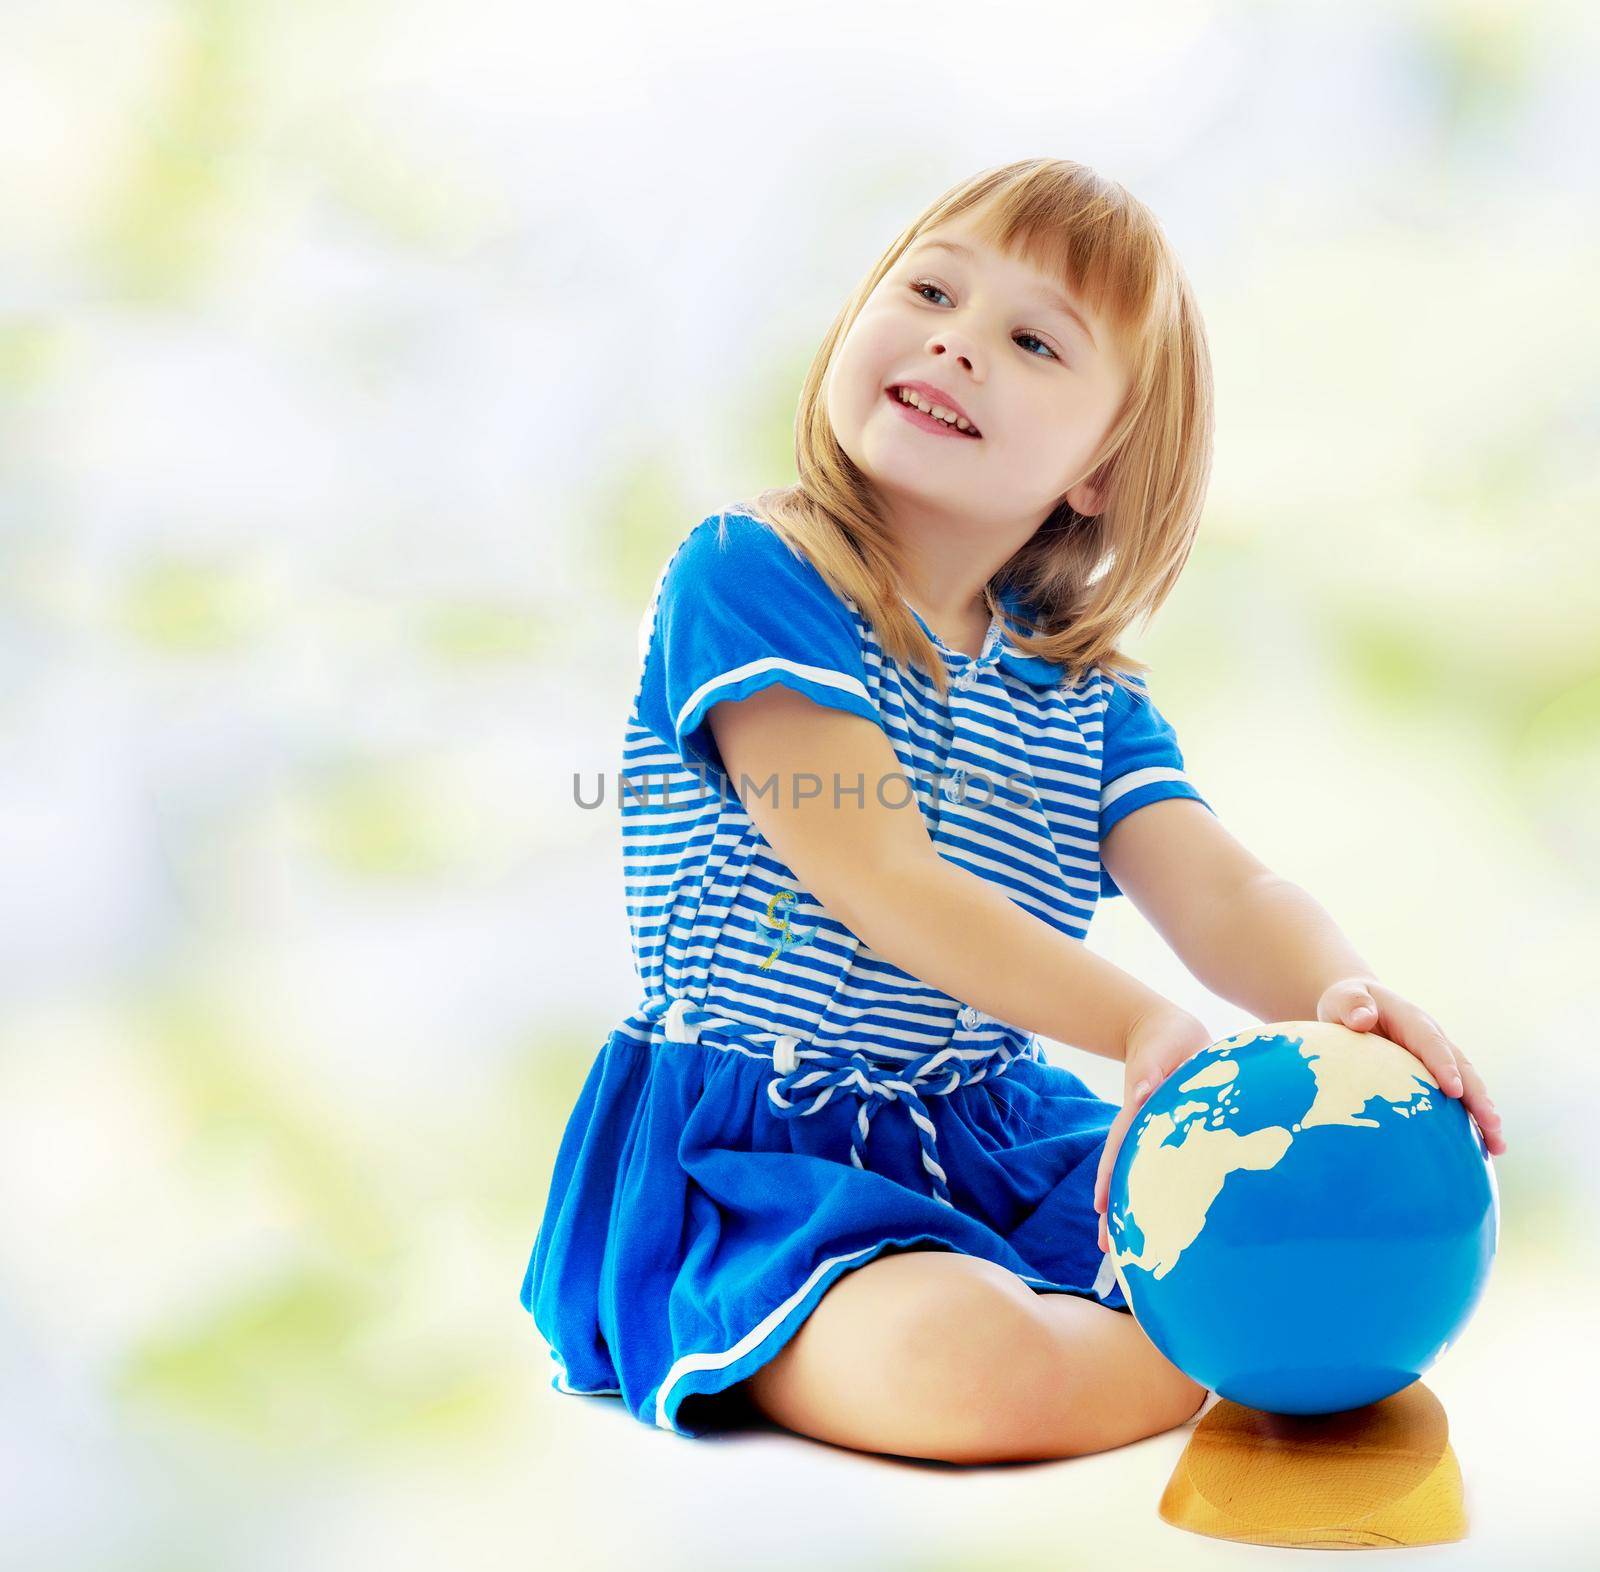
xmin=619 ymin=525 xmax=1158 ymax=1068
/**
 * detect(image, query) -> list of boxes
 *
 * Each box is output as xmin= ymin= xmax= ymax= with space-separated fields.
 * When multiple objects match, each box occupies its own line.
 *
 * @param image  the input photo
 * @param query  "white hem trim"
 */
xmin=675 ymin=658 xmax=870 ymax=735
xmin=1101 ymin=766 xmax=1189 ymax=809
xmin=651 ymin=1243 xmax=1126 ymax=1434
xmin=547 ymin=1345 xmax=622 ymax=1397
xmin=553 ymin=1372 xmax=622 ymax=1397
xmin=653 ymin=1242 xmax=881 ymax=1431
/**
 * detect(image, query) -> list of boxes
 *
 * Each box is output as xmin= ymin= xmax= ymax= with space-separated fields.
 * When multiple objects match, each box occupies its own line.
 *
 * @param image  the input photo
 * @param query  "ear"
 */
xmin=1063 ymin=464 xmax=1110 ymax=518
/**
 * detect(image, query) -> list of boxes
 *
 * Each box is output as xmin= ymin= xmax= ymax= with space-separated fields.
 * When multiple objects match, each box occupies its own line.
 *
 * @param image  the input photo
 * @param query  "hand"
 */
xmin=1318 ymin=977 xmax=1506 ymax=1157
xmin=1093 ymin=1006 xmax=1215 ymax=1253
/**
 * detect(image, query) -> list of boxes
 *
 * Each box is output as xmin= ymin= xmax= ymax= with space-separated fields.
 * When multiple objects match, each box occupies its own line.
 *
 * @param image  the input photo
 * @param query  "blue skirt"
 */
xmin=520 ymin=1005 xmax=1130 ymax=1438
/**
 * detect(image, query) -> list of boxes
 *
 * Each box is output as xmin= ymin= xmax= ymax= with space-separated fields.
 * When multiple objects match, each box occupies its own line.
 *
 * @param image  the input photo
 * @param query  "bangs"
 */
xmin=955 ymin=170 xmax=1177 ymax=360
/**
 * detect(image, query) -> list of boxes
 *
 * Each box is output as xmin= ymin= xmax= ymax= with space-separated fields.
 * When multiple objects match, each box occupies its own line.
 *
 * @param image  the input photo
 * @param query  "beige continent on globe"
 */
xmin=1110 ymin=1022 xmax=1440 ymax=1289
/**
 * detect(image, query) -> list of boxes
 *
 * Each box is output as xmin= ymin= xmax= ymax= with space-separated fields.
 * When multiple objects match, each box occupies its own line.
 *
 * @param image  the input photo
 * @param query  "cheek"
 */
xmin=822 ymin=356 xmax=852 ymax=432
xmin=828 ymin=327 xmax=892 ymax=426
xmin=840 ymin=308 xmax=902 ymax=376
xmin=1002 ymin=403 xmax=1100 ymax=481
xmin=1031 ymin=385 xmax=1101 ymax=442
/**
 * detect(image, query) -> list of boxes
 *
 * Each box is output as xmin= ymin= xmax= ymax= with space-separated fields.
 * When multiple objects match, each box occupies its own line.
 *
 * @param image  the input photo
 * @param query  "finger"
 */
xmin=1093 ymin=1135 xmax=1120 ymax=1216
xmin=1094 ymin=1079 xmax=1151 ymax=1213
xmin=1093 ymin=1105 xmax=1130 ymax=1212
xmin=1399 ymin=1011 xmax=1462 ymax=1096
xmin=1465 ymin=1096 xmax=1506 ymax=1154
xmin=1093 ymin=1127 xmax=1119 ymax=1213
xmin=1455 ymin=1054 xmax=1489 ymax=1106
xmin=1472 ymin=1108 xmax=1507 ymax=1155
xmin=1371 ymin=995 xmax=1502 ymax=1150
xmin=1422 ymin=1013 xmax=1467 ymax=1095
xmin=1455 ymin=1058 xmax=1504 ymax=1151
xmin=1321 ymin=978 xmax=1379 ymax=1029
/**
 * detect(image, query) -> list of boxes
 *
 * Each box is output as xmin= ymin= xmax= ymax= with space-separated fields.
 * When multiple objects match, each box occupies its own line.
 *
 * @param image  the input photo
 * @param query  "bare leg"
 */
xmin=736 ymin=1247 xmax=1206 ymax=1464
xmin=1021 ymin=1287 xmax=1209 ymax=1456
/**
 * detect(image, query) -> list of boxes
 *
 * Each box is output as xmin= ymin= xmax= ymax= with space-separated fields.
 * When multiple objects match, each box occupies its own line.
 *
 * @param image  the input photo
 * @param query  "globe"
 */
xmin=1105 ymin=1020 xmax=1499 ymax=1416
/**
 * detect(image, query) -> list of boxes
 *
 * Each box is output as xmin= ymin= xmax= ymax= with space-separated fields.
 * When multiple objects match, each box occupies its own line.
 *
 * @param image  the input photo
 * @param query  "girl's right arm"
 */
xmin=706 ymin=682 xmax=1201 ymax=1064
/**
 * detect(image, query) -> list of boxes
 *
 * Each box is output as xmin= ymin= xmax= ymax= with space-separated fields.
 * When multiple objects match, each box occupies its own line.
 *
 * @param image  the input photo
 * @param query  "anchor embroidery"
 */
xmin=754 ymin=888 xmax=818 ymax=969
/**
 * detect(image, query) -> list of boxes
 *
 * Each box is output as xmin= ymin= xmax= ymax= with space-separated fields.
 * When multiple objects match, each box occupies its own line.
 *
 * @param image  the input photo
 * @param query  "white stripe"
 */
xmin=1101 ymin=765 xmax=1189 ymax=809
xmin=552 ymin=1370 xmax=622 ymax=1397
xmin=651 ymin=1232 xmax=1126 ymax=1433
xmin=653 ymin=1243 xmax=884 ymax=1431
xmin=536 ymin=1317 xmax=625 ymax=1396
xmin=1091 ymin=1248 xmax=1119 ymax=1299
xmin=674 ymin=658 xmax=872 ymax=735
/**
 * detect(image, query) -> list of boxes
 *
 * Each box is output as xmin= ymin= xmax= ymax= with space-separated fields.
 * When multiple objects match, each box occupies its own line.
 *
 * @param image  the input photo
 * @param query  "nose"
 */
xmin=925 ymin=328 xmax=981 ymax=380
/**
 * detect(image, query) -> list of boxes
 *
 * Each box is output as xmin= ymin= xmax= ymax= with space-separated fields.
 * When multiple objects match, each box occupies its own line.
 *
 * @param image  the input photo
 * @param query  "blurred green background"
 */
xmin=2 ymin=0 xmax=1596 ymax=1566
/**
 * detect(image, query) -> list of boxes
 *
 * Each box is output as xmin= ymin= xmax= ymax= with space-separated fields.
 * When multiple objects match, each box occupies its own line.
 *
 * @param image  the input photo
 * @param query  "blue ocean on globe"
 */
xmin=1105 ymin=1021 xmax=1499 ymax=1416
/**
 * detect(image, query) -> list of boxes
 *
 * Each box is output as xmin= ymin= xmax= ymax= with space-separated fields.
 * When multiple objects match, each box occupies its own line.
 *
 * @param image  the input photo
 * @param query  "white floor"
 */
xmin=517 ymin=1252 xmax=1595 ymax=1571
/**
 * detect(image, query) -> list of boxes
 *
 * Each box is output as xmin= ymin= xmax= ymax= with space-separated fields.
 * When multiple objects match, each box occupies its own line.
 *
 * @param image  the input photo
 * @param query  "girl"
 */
xmin=521 ymin=158 xmax=1505 ymax=1464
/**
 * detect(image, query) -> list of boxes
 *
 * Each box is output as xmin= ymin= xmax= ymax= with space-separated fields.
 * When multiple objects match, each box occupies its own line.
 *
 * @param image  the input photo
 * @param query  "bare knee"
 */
xmin=907 ymin=1286 xmax=1209 ymax=1463
xmin=1024 ymin=1294 xmax=1210 ymax=1456
xmin=888 ymin=1267 xmax=1064 ymax=1460
xmin=741 ymin=1250 xmax=1056 ymax=1463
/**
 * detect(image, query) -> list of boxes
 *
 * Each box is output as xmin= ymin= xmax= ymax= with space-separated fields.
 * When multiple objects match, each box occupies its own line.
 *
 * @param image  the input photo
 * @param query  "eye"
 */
xmin=908 ymin=279 xmax=1060 ymax=361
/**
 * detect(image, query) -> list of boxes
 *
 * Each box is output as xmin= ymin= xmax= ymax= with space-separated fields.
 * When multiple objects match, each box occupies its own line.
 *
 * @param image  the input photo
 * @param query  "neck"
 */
xmin=879 ymin=499 xmax=1037 ymax=627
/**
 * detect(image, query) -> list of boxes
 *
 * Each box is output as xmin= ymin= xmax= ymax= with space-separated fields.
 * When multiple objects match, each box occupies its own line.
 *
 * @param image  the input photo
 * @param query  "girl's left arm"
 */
xmin=1100 ymin=797 xmax=1506 ymax=1157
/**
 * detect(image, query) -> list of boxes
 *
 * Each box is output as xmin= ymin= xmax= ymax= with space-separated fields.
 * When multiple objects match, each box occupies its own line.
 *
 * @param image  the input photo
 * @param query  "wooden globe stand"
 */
xmin=1160 ymin=1381 xmax=1466 ymax=1548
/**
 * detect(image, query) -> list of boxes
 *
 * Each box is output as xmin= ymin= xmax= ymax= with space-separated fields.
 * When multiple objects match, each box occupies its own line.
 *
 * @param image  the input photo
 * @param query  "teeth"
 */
xmin=896 ymin=387 xmax=976 ymax=433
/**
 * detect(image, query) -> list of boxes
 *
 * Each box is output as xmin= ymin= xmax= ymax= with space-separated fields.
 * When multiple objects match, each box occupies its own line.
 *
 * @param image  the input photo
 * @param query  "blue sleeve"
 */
xmin=636 ymin=512 xmax=881 ymax=779
xmin=1098 ymin=672 xmax=1215 ymax=899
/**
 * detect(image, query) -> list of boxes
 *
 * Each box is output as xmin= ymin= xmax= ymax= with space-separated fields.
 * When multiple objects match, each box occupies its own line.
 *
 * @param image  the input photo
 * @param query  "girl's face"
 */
xmin=826 ymin=220 xmax=1130 ymax=534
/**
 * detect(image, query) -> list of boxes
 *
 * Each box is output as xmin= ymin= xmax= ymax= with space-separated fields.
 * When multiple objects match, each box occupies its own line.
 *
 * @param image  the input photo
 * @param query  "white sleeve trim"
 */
xmin=674 ymin=657 xmax=871 ymax=734
xmin=1101 ymin=765 xmax=1190 ymax=809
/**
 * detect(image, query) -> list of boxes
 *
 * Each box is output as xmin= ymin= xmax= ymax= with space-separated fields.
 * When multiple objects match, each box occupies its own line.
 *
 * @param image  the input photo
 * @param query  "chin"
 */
xmin=870 ymin=428 xmax=964 ymax=473
xmin=875 ymin=468 xmax=982 ymax=517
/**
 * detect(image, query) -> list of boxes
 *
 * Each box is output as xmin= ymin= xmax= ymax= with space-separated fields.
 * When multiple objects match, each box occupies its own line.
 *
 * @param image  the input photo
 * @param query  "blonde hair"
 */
xmin=735 ymin=156 xmax=1213 ymax=699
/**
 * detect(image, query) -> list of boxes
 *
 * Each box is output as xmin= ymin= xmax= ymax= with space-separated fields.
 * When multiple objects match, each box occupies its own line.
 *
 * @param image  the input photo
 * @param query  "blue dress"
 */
xmin=521 ymin=508 xmax=1215 ymax=1437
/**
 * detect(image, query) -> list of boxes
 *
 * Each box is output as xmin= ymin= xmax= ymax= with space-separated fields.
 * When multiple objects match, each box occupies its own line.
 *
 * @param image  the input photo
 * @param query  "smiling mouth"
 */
xmin=886 ymin=386 xmax=982 ymax=439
